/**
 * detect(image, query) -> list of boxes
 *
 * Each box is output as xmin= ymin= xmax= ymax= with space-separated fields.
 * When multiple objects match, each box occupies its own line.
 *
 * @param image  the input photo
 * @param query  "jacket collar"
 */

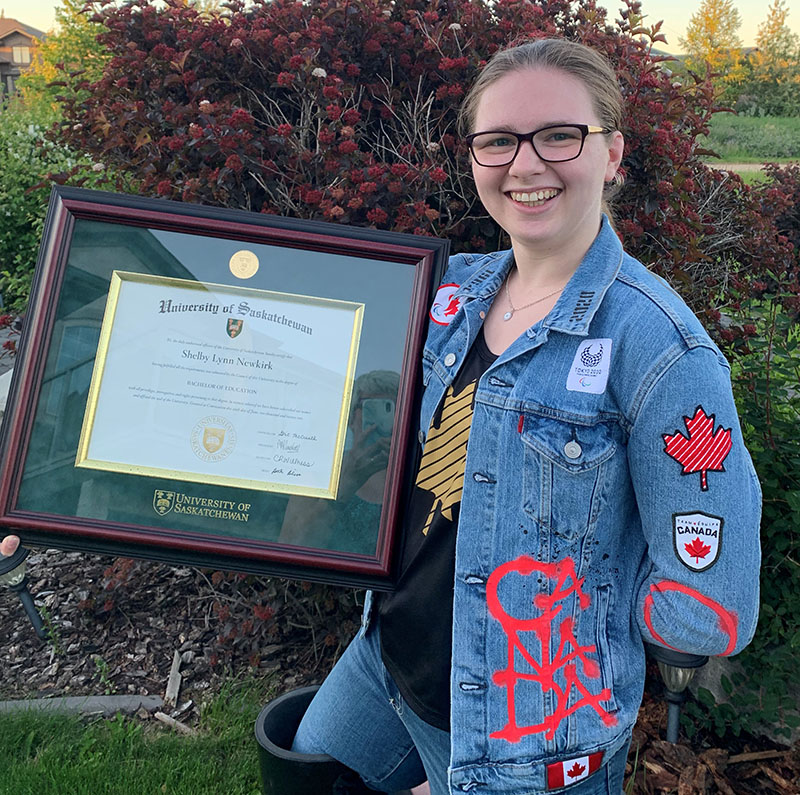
xmin=543 ymin=216 xmax=623 ymax=336
xmin=457 ymin=216 xmax=623 ymax=336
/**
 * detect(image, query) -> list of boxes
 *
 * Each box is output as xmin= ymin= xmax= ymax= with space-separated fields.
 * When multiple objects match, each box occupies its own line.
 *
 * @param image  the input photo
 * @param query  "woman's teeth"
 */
xmin=509 ymin=189 xmax=560 ymax=206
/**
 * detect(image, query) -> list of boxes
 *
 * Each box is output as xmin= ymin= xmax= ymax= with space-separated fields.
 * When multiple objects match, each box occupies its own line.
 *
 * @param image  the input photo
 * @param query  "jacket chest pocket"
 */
xmin=520 ymin=414 xmax=617 ymax=542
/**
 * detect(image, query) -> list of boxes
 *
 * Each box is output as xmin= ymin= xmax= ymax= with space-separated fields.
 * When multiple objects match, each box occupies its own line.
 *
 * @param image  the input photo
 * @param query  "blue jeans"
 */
xmin=292 ymin=623 xmax=629 ymax=795
xmin=292 ymin=622 xmax=449 ymax=793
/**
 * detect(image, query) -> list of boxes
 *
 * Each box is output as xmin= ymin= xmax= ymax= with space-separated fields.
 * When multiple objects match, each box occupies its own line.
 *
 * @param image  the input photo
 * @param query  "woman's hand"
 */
xmin=337 ymin=407 xmax=391 ymax=501
xmin=1 ymin=535 xmax=20 ymax=557
xmin=341 ymin=431 xmax=390 ymax=489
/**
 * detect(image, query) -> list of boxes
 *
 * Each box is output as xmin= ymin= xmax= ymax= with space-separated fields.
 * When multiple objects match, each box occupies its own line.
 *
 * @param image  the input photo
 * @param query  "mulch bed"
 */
xmin=628 ymin=694 xmax=799 ymax=793
xmin=1 ymin=547 xmax=797 ymax=794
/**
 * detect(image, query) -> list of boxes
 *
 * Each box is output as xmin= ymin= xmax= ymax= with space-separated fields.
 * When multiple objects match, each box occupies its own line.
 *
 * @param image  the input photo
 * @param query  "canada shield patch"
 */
xmin=673 ymin=512 xmax=723 ymax=572
xmin=430 ymin=283 xmax=461 ymax=326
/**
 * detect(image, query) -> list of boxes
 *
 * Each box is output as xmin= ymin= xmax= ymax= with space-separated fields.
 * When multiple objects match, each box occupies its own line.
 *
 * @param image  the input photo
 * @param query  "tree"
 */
xmin=680 ymin=0 xmax=745 ymax=89
xmin=17 ymin=0 xmax=109 ymax=111
xmin=755 ymin=0 xmax=800 ymax=74
xmin=735 ymin=0 xmax=800 ymax=115
xmin=1 ymin=0 xmax=114 ymax=311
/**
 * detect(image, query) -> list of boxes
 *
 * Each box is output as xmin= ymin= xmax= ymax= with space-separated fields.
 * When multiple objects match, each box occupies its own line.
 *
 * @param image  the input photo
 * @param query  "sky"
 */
xmin=2 ymin=0 xmax=799 ymax=53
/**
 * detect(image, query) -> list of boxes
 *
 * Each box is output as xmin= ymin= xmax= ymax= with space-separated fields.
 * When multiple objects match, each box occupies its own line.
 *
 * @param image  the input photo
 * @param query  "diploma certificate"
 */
xmin=76 ymin=272 xmax=363 ymax=498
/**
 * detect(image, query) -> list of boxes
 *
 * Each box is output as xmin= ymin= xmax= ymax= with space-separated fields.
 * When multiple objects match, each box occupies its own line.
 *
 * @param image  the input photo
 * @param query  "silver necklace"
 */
xmin=503 ymin=273 xmax=564 ymax=321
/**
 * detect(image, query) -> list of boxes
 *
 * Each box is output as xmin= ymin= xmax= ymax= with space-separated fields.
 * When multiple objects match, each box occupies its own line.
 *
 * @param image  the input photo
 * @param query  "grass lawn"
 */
xmin=709 ymin=166 xmax=772 ymax=185
xmin=734 ymin=170 xmax=771 ymax=185
xmin=0 ymin=679 xmax=276 ymax=795
xmin=701 ymin=114 xmax=800 ymax=163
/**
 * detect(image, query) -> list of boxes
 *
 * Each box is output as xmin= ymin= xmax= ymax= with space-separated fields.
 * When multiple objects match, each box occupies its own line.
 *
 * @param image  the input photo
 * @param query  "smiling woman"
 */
xmin=282 ymin=37 xmax=762 ymax=795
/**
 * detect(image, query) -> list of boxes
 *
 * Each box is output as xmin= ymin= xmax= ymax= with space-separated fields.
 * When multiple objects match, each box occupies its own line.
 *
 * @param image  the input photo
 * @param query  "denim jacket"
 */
xmin=363 ymin=218 xmax=761 ymax=794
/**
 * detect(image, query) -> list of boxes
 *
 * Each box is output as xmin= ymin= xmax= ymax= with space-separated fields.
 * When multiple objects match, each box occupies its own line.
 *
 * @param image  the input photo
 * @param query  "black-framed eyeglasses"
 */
xmin=465 ymin=124 xmax=613 ymax=167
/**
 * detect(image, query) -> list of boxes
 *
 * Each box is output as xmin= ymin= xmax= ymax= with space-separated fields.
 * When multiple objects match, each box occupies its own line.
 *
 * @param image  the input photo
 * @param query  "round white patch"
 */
xmin=430 ymin=283 xmax=461 ymax=326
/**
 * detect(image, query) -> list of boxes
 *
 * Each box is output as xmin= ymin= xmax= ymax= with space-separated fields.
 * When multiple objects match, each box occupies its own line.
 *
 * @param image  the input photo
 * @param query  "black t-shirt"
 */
xmin=378 ymin=328 xmax=497 ymax=730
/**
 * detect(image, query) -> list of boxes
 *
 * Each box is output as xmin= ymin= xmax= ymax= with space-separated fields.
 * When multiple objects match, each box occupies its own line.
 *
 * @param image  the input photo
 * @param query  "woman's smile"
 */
xmin=507 ymin=188 xmax=561 ymax=207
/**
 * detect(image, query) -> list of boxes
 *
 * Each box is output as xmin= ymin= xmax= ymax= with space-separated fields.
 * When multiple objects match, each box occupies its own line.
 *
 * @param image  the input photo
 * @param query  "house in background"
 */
xmin=0 ymin=12 xmax=45 ymax=100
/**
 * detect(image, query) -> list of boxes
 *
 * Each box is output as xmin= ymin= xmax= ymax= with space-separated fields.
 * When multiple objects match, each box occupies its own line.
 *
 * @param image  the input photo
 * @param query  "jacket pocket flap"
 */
xmin=519 ymin=414 xmax=616 ymax=472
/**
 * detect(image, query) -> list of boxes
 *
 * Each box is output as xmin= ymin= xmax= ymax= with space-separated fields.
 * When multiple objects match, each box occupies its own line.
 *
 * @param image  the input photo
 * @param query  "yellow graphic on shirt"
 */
xmin=416 ymin=380 xmax=476 ymax=535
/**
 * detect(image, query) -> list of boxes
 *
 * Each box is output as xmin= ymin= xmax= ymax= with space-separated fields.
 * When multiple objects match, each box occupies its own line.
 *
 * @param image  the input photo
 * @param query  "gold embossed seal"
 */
xmin=229 ymin=250 xmax=259 ymax=279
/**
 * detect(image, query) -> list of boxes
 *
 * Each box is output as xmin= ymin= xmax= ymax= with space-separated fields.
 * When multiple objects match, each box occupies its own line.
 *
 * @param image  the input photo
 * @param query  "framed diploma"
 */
xmin=0 ymin=187 xmax=450 ymax=590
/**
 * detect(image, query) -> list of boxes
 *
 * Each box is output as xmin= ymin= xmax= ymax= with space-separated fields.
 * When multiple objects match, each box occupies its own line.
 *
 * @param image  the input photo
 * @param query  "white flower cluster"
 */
xmin=312 ymin=67 xmax=327 ymax=78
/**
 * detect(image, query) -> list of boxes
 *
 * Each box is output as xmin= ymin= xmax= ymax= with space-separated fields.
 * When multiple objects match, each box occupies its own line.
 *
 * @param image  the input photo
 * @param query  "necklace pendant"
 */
xmin=503 ymin=310 xmax=513 ymax=321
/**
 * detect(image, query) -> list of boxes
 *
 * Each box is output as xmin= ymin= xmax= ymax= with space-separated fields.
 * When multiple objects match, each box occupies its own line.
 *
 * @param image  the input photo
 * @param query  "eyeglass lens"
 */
xmin=470 ymin=126 xmax=586 ymax=166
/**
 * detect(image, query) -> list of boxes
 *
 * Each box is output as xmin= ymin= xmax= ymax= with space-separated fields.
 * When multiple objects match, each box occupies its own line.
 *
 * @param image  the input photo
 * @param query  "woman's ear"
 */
xmin=604 ymin=131 xmax=625 ymax=183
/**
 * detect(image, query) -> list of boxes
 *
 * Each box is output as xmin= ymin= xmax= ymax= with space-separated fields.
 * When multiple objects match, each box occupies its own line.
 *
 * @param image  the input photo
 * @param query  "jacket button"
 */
xmin=564 ymin=440 xmax=582 ymax=459
xmin=444 ymin=353 xmax=456 ymax=366
xmin=418 ymin=430 xmax=425 ymax=444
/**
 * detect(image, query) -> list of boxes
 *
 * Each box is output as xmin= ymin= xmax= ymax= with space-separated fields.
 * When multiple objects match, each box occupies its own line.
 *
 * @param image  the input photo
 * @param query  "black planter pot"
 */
xmin=255 ymin=685 xmax=380 ymax=795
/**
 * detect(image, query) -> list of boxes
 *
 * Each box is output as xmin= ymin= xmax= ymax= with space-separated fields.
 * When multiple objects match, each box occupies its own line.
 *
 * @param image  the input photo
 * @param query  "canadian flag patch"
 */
xmin=430 ymin=283 xmax=461 ymax=326
xmin=546 ymin=751 xmax=604 ymax=789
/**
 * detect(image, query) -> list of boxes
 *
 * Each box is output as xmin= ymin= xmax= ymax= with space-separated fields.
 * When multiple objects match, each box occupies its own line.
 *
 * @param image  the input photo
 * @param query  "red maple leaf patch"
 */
xmin=567 ymin=762 xmax=587 ymax=779
xmin=663 ymin=406 xmax=732 ymax=491
xmin=685 ymin=537 xmax=712 ymax=563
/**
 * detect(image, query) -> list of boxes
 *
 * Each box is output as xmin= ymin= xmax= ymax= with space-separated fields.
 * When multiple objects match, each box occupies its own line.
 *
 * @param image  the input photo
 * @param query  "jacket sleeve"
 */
xmin=627 ymin=344 xmax=761 ymax=657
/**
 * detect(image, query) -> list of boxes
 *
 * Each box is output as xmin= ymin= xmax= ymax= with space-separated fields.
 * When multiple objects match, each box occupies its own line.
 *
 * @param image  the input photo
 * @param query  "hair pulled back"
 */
xmin=458 ymin=38 xmax=623 ymax=137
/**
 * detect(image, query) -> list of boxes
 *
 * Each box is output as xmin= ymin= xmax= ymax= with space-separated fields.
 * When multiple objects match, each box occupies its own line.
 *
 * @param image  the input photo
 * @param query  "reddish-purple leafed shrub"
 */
xmin=50 ymin=0 xmax=795 ymax=337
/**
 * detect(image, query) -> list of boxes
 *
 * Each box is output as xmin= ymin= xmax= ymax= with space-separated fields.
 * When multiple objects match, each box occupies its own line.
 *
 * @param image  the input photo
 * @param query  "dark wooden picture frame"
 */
xmin=0 ymin=187 xmax=449 ymax=590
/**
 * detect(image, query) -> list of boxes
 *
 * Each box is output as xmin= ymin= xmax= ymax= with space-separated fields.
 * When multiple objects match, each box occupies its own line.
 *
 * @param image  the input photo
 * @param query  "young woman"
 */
xmin=2 ymin=37 xmax=761 ymax=795
xmin=288 ymin=38 xmax=761 ymax=795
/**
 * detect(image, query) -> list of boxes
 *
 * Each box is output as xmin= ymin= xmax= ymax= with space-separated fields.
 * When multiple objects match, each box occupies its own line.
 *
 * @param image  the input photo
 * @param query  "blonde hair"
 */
xmin=459 ymin=38 xmax=625 ymax=217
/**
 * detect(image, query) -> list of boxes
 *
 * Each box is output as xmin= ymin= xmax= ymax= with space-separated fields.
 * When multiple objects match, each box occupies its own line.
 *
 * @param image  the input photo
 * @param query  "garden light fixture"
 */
xmin=0 ymin=542 xmax=48 ymax=640
xmin=645 ymin=642 xmax=709 ymax=743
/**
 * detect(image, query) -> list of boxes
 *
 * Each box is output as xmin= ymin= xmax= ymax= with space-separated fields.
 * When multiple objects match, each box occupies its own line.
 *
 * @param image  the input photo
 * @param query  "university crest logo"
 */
xmin=153 ymin=490 xmax=175 ymax=516
xmin=191 ymin=415 xmax=236 ymax=462
xmin=203 ymin=427 xmax=226 ymax=453
xmin=227 ymin=318 xmax=243 ymax=338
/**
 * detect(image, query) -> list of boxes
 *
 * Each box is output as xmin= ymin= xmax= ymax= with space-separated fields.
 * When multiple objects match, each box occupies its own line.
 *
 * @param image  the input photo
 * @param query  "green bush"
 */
xmin=683 ymin=290 xmax=800 ymax=740
xmin=0 ymin=99 xmax=111 ymax=312
xmin=734 ymin=83 xmax=800 ymax=119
